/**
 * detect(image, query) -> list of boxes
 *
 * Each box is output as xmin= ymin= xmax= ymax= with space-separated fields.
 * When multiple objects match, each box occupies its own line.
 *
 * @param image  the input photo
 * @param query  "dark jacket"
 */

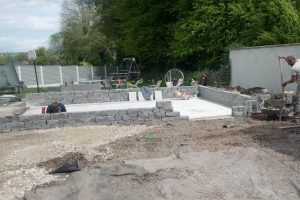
xmin=46 ymin=103 xmax=66 ymax=114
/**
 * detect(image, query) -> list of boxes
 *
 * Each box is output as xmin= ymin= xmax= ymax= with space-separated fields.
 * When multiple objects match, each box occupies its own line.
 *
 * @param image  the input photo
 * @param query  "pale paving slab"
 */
xmin=23 ymin=98 xmax=232 ymax=119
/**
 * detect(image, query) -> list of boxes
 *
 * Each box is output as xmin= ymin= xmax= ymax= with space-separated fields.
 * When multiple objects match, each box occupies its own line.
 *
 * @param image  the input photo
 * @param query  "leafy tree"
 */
xmin=50 ymin=0 xmax=300 ymax=72
xmin=0 ymin=53 xmax=27 ymax=65
xmin=171 ymin=0 xmax=300 ymax=66
xmin=57 ymin=0 xmax=116 ymax=65
xmin=34 ymin=47 xmax=48 ymax=65
xmin=102 ymin=0 xmax=181 ymax=65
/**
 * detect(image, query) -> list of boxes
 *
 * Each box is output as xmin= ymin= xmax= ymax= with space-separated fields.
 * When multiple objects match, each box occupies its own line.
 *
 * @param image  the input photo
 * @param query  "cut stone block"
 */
xmin=166 ymin=112 xmax=180 ymax=117
xmin=156 ymin=101 xmax=172 ymax=108
xmin=154 ymin=90 xmax=163 ymax=100
xmin=138 ymin=92 xmax=145 ymax=101
xmin=129 ymin=92 xmax=137 ymax=101
xmin=0 ymin=117 xmax=11 ymax=123
xmin=96 ymin=116 xmax=115 ymax=122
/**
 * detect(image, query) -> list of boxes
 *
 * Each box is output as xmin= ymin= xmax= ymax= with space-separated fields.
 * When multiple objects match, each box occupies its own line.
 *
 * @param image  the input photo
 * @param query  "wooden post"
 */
xmin=279 ymin=58 xmax=284 ymax=97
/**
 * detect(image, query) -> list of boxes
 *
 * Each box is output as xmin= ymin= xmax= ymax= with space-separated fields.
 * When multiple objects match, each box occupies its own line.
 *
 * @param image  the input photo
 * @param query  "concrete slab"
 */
xmin=22 ymin=98 xmax=232 ymax=119
xmin=171 ymin=98 xmax=232 ymax=119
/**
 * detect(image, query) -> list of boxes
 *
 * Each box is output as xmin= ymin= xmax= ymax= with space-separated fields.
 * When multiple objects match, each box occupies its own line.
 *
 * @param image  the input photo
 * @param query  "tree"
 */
xmin=102 ymin=0 xmax=181 ymax=65
xmin=58 ymin=0 xmax=116 ymax=65
xmin=51 ymin=0 xmax=300 ymax=71
xmin=0 ymin=53 xmax=27 ymax=65
xmin=171 ymin=0 xmax=300 ymax=66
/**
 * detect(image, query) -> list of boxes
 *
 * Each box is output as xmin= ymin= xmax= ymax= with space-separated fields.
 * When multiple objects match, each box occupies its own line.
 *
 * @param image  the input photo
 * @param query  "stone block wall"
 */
xmin=0 ymin=101 xmax=188 ymax=134
xmin=198 ymin=86 xmax=258 ymax=117
xmin=25 ymin=86 xmax=198 ymax=107
xmin=60 ymin=84 xmax=101 ymax=92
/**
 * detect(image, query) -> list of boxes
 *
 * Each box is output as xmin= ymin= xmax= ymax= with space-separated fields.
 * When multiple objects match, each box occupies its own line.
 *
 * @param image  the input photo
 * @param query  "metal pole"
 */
xmin=33 ymin=60 xmax=40 ymax=93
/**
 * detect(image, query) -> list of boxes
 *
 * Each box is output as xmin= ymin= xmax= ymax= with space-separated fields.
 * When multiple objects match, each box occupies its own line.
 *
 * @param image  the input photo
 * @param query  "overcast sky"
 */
xmin=0 ymin=0 xmax=63 ymax=53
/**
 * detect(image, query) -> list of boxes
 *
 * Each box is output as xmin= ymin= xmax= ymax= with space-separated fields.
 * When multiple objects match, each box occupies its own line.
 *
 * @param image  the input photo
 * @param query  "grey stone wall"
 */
xmin=198 ymin=86 xmax=253 ymax=107
xmin=25 ymin=86 xmax=198 ymax=107
xmin=0 ymin=101 xmax=188 ymax=134
xmin=198 ymin=86 xmax=257 ymax=117
xmin=60 ymin=84 xmax=101 ymax=92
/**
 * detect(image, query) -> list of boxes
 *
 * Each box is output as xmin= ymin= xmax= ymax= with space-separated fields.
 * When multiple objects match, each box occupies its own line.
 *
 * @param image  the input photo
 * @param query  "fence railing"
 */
xmin=16 ymin=65 xmax=117 ymax=88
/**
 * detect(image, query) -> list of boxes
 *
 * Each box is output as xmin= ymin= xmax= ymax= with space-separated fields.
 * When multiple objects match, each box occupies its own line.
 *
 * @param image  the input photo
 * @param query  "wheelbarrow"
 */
xmin=261 ymin=98 xmax=287 ymax=121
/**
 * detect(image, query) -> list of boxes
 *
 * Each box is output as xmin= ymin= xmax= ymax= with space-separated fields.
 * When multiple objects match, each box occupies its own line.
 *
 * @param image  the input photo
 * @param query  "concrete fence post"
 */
xmin=76 ymin=66 xmax=79 ymax=82
xmin=59 ymin=66 xmax=63 ymax=84
xmin=91 ymin=66 xmax=94 ymax=80
xmin=104 ymin=65 xmax=107 ymax=77
xmin=17 ymin=65 xmax=22 ymax=81
xmin=40 ymin=66 xmax=44 ymax=86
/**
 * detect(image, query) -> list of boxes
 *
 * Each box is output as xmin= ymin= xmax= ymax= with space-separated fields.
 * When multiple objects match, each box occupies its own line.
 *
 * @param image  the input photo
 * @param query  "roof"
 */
xmin=230 ymin=43 xmax=300 ymax=51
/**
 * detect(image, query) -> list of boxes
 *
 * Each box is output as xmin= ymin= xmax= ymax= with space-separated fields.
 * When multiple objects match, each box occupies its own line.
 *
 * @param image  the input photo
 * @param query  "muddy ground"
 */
xmin=1 ymin=117 xmax=300 ymax=199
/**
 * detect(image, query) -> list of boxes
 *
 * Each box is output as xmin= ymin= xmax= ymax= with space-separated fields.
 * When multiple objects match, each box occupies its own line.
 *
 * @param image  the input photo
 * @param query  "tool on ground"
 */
xmin=223 ymin=124 xmax=235 ymax=128
xmin=279 ymin=125 xmax=300 ymax=129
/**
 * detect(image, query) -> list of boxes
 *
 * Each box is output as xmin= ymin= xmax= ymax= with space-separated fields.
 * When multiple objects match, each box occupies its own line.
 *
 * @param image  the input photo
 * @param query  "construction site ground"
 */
xmin=1 ymin=118 xmax=300 ymax=199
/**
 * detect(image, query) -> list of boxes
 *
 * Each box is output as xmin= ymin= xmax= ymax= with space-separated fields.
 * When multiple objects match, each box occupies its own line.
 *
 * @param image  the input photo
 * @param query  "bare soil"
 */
xmin=1 ymin=118 xmax=300 ymax=199
xmin=0 ymin=101 xmax=26 ymax=116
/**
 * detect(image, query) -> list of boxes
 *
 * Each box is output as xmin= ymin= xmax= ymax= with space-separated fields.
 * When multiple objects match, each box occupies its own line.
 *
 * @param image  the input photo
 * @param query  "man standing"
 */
xmin=199 ymin=74 xmax=208 ymax=86
xmin=280 ymin=55 xmax=300 ymax=116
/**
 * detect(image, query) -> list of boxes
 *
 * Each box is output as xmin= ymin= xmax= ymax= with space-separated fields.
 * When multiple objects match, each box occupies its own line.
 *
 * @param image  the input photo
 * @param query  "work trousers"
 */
xmin=295 ymin=84 xmax=300 ymax=114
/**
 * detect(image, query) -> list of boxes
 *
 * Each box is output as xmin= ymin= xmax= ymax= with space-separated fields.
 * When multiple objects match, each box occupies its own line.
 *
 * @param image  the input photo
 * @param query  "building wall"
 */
xmin=230 ymin=43 xmax=300 ymax=94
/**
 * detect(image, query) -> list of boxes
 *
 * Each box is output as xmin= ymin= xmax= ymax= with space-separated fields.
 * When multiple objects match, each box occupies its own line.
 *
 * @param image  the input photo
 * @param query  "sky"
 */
xmin=0 ymin=0 xmax=63 ymax=53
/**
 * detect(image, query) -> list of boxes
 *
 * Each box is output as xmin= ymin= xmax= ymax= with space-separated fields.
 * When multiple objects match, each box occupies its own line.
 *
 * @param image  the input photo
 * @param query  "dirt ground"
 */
xmin=0 ymin=101 xmax=26 ymax=116
xmin=1 ymin=117 xmax=300 ymax=199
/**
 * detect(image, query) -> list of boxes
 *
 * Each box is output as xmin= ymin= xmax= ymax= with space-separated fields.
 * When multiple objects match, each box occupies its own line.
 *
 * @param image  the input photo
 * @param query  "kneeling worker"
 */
xmin=46 ymin=102 xmax=67 ymax=114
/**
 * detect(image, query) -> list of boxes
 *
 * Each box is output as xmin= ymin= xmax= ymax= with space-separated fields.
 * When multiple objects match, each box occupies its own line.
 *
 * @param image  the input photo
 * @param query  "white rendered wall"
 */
xmin=230 ymin=44 xmax=300 ymax=94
